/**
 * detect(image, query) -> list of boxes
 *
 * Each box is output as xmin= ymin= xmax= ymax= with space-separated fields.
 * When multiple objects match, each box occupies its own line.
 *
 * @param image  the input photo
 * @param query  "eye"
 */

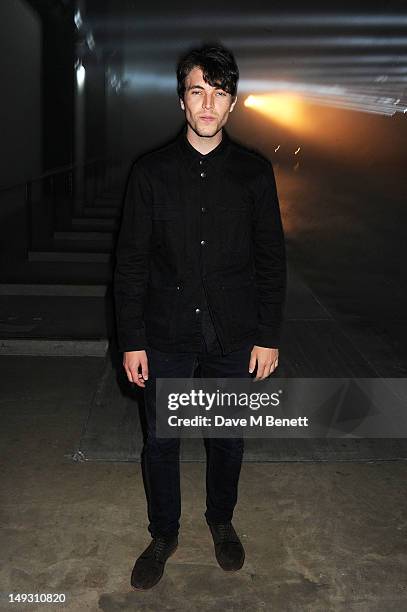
xmin=216 ymin=91 xmax=227 ymax=97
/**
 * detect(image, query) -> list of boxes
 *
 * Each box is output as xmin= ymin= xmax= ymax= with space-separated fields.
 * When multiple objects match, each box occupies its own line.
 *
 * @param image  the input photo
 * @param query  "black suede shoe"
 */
xmin=131 ymin=535 xmax=178 ymax=590
xmin=208 ymin=521 xmax=245 ymax=571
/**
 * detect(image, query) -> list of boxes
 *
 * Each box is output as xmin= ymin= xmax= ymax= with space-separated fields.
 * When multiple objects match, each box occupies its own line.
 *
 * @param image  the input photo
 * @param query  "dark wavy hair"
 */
xmin=176 ymin=43 xmax=239 ymax=101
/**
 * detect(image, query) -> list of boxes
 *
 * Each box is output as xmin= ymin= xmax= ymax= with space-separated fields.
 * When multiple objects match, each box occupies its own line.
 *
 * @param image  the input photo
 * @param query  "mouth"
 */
xmin=199 ymin=116 xmax=216 ymax=122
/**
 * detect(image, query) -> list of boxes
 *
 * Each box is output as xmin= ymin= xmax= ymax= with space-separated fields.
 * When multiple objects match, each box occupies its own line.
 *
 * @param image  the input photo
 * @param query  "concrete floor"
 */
xmin=276 ymin=162 xmax=407 ymax=372
xmin=1 ymin=158 xmax=407 ymax=610
xmin=1 ymin=355 xmax=407 ymax=612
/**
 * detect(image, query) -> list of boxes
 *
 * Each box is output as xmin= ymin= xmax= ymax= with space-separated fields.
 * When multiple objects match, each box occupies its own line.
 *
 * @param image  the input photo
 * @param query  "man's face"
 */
xmin=179 ymin=66 xmax=237 ymax=137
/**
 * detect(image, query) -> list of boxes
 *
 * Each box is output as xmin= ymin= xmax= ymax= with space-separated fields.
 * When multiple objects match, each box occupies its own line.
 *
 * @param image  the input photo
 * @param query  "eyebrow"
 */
xmin=187 ymin=84 xmax=225 ymax=91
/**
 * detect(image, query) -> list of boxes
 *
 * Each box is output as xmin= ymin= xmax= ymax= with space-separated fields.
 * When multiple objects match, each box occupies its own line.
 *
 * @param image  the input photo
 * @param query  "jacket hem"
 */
xmin=146 ymin=332 xmax=256 ymax=355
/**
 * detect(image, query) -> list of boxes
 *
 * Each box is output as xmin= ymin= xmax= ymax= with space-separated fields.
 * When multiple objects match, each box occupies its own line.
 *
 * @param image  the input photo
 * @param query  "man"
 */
xmin=114 ymin=43 xmax=287 ymax=590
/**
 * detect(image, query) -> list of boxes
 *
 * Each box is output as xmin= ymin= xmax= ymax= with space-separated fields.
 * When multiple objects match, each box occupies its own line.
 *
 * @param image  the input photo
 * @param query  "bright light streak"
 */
xmin=86 ymin=32 xmax=95 ymax=51
xmin=244 ymin=93 xmax=304 ymax=127
xmin=274 ymin=145 xmax=281 ymax=152
xmin=74 ymin=10 xmax=83 ymax=30
xmin=88 ymin=14 xmax=407 ymax=30
xmin=242 ymin=85 xmax=403 ymax=116
xmin=244 ymin=94 xmax=306 ymax=129
xmin=123 ymin=71 xmax=406 ymax=116
xmin=76 ymin=62 xmax=86 ymax=89
xmin=294 ymin=147 xmax=301 ymax=155
xmin=115 ymin=36 xmax=407 ymax=52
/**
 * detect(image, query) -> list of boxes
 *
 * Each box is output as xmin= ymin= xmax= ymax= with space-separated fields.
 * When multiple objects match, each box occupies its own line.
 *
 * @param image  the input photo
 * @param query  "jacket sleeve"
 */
xmin=113 ymin=161 xmax=152 ymax=352
xmin=252 ymin=161 xmax=287 ymax=349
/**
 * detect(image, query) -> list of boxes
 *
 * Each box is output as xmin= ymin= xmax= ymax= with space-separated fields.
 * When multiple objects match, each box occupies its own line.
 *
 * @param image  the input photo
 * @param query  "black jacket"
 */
xmin=113 ymin=126 xmax=287 ymax=354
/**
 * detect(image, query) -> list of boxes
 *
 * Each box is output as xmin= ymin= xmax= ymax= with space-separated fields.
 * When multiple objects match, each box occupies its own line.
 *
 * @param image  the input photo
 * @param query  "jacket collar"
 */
xmin=177 ymin=124 xmax=231 ymax=171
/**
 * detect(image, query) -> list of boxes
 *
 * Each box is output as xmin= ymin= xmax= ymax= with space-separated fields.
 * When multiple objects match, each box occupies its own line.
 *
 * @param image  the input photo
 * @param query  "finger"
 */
xmin=255 ymin=362 xmax=267 ymax=380
xmin=262 ymin=366 xmax=272 ymax=379
xmin=141 ymin=356 xmax=149 ymax=381
xmin=129 ymin=365 xmax=144 ymax=387
xmin=129 ymin=367 xmax=145 ymax=388
xmin=135 ymin=373 xmax=146 ymax=388
xmin=261 ymin=362 xmax=275 ymax=379
xmin=124 ymin=364 xmax=134 ymax=383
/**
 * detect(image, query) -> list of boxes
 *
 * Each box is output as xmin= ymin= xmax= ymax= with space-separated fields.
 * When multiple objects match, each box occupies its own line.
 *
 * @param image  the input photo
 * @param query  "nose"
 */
xmin=202 ymin=92 xmax=214 ymax=110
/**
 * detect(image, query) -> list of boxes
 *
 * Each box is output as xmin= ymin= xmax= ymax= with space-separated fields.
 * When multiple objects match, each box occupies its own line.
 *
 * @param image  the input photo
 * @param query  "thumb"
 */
xmin=248 ymin=351 xmax=257 ymax=374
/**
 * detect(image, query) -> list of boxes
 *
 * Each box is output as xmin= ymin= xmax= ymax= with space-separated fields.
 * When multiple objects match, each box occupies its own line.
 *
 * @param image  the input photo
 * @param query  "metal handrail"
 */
xmin=0 ymin=156 xmax=112 ymax=193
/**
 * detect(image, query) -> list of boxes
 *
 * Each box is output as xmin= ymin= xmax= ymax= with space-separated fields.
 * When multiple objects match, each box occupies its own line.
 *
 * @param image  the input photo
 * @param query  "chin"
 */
xmin=195 ymin=124 xmax=219 ymax=137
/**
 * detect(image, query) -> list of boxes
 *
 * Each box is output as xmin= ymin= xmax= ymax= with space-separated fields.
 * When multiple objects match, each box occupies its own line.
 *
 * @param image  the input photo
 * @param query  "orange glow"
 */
xmin=244 ymin=93 xmax=309 ymax=133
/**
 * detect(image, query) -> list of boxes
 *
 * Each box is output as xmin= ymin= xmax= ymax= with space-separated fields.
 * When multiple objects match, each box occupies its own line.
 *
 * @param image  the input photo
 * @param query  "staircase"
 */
xmin=0 ymin=164 xmax=125 ymax=356
xmin=27 ymin=190 xmax=122 ymax=263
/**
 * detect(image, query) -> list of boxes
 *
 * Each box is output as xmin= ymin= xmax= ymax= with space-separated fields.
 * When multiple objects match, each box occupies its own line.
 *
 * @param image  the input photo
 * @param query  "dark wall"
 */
xmin=26 ymin=0 xmax=75 ymax=172
xmin=0 ymin=0 xmax=41 ymax=187
xmin=40 ymin=2 xmax=75 ymax=171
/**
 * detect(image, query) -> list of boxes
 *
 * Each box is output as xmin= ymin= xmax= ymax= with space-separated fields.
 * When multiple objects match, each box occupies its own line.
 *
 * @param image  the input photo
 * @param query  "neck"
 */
xmin=186 ymin=124 xmax=223 ymax=155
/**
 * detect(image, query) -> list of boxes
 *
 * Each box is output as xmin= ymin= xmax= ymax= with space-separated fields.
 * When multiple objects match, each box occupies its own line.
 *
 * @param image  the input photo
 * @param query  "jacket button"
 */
xmin=200 ymin=239 xmax=206 ymax=246
xmin=176 ymin=285 xmax=181 ymax=290
xmin=195 ymin=308 xmax=201 ymax=314
xmin=200 ymin=171 xmax=206 ymax=178
xmin=201 ymin=206 xmax=206 ymax=213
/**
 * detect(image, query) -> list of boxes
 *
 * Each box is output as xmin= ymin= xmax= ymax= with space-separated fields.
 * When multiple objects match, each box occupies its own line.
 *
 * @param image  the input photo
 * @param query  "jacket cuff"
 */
xmin=253 ymin=324 xmax=282 ymax=349
xmin=117 ymin=327 xmax=148 ymax=353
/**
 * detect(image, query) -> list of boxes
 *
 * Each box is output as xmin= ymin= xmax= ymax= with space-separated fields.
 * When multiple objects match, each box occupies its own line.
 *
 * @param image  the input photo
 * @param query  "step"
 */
xmin=72 ymin=217 xmax=118 ymax=231
xmin=28 ymin=251 xmax=112 ymax=263
xmin=0 ymin=292 xmax=113 ymax=351
xmin=0 ymin=338 xmax=108 ymax=356
xmin=93 ymin=197 xmax=121 ymax=207
xmin=0 ymin=284 xmax=107 ymax=296
xmin=0 ymin=258 xmax=113 ymax=284
xmin=83 ymin=207 xmax=121 ymax=218
xmin=54 ymin=231 xmax=114 ymax=242
xmin=51 ymin=242 xmax=113 ymax=254
xmin=101 ymin=191 xmax=122 ymax=199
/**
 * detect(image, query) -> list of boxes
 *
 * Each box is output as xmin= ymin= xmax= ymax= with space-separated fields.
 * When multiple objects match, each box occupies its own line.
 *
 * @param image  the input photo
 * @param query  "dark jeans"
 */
xmin=142 ymin=340 xmax=253 ymax=539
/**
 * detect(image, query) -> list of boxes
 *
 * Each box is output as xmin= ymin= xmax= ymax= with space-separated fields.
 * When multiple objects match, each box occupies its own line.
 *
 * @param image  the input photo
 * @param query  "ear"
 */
xmin=179 ymin=97 xmax=185 ymax=111
xmin=229 ymin=95 xmax=238 ymax=113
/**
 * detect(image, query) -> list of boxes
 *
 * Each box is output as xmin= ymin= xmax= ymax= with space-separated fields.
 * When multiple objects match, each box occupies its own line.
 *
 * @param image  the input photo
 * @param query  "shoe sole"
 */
xmin=130 ymin=543 xmax=178 ymax=591
xmin=216 ymin=550 xmax=245 ymax=572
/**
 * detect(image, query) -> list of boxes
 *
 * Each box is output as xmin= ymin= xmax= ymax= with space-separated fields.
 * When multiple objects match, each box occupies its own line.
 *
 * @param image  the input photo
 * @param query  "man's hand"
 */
xmin=123 ymin=350 xmax=149 ymax=388
xmin=249 ymin=346 xmax=279 ymax=381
